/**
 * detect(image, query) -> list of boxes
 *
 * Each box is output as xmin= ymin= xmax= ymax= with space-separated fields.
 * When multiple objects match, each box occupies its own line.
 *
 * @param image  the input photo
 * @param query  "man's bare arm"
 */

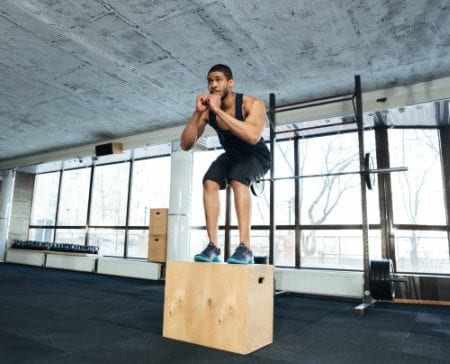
xmin=180 ymin=110 xmax=207 ymax=151
xmin=210 ymin=96 xmax=266 ymax=145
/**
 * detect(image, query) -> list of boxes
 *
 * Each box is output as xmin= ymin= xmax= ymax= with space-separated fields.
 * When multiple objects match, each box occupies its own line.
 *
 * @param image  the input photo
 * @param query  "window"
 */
xmin=89 ymin=228 xmax=125 ymax=257
xmin=300 ymin=229 xmax=382 ymax=270
xmin=127 ymin=229 xmax=149 ymax=259
xmin=129 ymin=157 xmax=171 ymax=226
xmin=390 ymin=129 xmax=445 ymax=225
xmin=273 ymin=140 xmax=295 ymax=226
xmin=55 ymin=229 xmax=86 ymax=244
xmin=394 ymin=230 xmax=450 ymax=274
xmin=28 ymin=148 xmax=172 ymax=259
xmin=90 ymin=163 xmax=130 ymax=226
xmin=298 ymin=132 xmax=378 ymax=225
xmin=274 ymin=230 xmax=296 ymax=267
xmin=30 ymin=172 xmax=60 ymax=226
xmin=29 ymin=228 xmax=54 ymax=242
xmin=389 ymin=129 xmax=448 ymax=275
xmin=57 ymin=168 xmax=90 ymax=226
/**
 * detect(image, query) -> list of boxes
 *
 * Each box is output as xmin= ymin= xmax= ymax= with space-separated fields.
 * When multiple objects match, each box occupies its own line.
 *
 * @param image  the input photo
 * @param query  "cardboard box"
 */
xmin=163 ymin=261 xmax=274 ymax=354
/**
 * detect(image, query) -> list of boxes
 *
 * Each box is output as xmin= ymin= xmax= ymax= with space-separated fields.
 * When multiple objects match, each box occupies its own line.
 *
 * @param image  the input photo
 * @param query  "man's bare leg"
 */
xmin=229 ymin=180 xmax=251 ymax=247
xmin=203 ymin=179 xmax=221 ymax=245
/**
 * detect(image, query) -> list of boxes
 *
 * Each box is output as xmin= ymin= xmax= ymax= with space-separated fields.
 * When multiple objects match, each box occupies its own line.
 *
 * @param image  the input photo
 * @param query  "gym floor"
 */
xmin=1 ymin=263 xmax=449 ymax=363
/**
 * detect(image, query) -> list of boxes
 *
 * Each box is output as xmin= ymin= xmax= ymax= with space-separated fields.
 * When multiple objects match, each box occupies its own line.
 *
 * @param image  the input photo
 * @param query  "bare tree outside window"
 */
xmin=90 ymin=163 xmax=129 ymax=226
xmin=390 ymin=129 xmax=449 ymax=273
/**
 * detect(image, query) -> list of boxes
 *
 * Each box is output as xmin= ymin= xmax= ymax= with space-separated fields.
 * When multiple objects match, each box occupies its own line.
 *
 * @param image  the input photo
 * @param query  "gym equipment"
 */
xmin=368 ymin=259 xmax=407 ymax=301
xmin=250 ymin=179 xmax=265 ymax=196
xmin=265 ymin=76 xmax=409 ymax=314
xmin=11 ymin=240 xmax=99 ymax=254
xmin=163 ymin=261 xmax=274 ymax=354
xmin=254 ymin=255 xmax=268 ymax=264
xmin=369 ymin=259 xmax=395 ymax=300
xmin=250 ymin=151 xmax=407 ymax=196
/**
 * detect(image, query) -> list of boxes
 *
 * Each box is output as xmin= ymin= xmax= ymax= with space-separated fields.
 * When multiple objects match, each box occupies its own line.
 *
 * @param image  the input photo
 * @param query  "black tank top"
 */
xmin=208 ymin=93 xmax=270 ymax=158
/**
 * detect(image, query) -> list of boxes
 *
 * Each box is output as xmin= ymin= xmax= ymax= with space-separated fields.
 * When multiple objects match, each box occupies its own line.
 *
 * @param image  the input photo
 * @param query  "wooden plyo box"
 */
xmin=147 ymin=235 xmax=166 ymax=263
xmin=163 ymin=261 xmax=274 ymax=354
xmin=149 ymin=208 xmax=168 ymax=235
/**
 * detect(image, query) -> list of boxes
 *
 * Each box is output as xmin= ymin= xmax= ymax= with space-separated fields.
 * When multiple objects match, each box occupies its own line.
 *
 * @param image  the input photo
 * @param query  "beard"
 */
xmin=221 ymin=88 xmax=230 ymax=100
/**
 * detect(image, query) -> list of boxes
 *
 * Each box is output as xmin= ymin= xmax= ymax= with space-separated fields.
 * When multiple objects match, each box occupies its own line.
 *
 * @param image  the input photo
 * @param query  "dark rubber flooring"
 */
xmin=1 ymin=263 xmax=449 ymax=363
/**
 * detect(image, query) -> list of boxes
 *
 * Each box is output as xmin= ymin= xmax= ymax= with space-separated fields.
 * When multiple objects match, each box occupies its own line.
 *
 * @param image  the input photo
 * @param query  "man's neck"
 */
xmin=221 ymin=91 xmax=235 ymax=111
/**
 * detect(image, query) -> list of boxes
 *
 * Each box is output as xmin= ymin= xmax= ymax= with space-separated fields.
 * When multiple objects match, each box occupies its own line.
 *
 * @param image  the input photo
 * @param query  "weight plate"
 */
xmin=251 ymin=179 xmax=265 ymax=197
xmin=369 ymin=259 xmax=394 ymax=301
xmin=363 ymin=152 xmax=376 ymax=190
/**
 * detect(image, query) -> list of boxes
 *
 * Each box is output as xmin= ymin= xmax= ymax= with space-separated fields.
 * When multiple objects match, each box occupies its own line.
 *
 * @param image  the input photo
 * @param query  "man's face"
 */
xmin=207 ymin=71 xmax=233 ymax=98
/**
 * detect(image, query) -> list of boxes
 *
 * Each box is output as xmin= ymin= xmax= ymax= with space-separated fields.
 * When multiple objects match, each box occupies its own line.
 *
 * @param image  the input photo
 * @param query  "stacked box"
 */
xmin=148 ymin=208 xmax=168 ymax=262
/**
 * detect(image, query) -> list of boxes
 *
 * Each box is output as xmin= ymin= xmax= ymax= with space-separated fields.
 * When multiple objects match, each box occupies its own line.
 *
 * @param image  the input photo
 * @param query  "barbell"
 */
xmin=250 ymin=152 xmax=408 ymax=196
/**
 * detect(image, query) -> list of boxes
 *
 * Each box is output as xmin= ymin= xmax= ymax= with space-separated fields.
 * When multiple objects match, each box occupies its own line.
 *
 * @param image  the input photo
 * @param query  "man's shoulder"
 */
xmin=242 ymin=94 xmax=265 ymax=108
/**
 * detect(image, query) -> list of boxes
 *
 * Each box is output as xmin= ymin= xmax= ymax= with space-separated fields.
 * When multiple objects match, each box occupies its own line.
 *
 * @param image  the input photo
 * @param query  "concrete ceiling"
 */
xmin=1 ymin=0 xmax=449 ymax=163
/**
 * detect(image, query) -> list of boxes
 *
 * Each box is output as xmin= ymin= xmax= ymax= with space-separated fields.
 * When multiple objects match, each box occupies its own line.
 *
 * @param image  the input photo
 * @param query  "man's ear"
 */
xmin=228 ymin=79 xmax=235 ymax=88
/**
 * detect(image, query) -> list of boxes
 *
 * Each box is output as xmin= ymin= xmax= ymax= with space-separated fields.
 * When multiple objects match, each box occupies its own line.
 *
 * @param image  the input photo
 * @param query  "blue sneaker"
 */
xmin=194 ymin=243 xmax=221 ymax=262
xmin=227 ymin=244 xmax=254 ymax=264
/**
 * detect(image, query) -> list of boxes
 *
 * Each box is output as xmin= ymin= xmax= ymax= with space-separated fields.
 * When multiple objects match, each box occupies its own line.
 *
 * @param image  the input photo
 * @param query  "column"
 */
xmin=0 ymin=170 xmax=16 ymax=261
xmin=167 ymin=142 xmax=193 ymax=261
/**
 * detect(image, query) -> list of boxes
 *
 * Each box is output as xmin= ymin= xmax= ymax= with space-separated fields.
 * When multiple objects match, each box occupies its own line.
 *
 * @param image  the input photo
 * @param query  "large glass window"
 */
xmin=274 ymin=230 xmax=296 ymax=267
xmin=30 ymin=172 xmax=60 ymax=226
xmin=90 ymin=163 xmax=130 ymax=226
xmin=55 ymin=229 xmax=86 ymax=244
xmin=129 ymin=157 xmax=171 ymax=226
xmin=390 ymin=129 xmax=445 ymax=225
xmin=389 ymin=129 xmax=448 ymax=275
xmin=28 ymin=150 xmax=172 ymax=258
xmin=89 ymin=228 xmax=125 ymax=257
xmin=298 ymin=132 xmax=378 ymax=225
xmin=57 ymin=168 xmax=91 ymax=226
xmin=127 ymin=229 xmax=149 ymax=259
xmin=394 ymin=230 xmax=450 ymax=274
xmin=29 ymin=227 xmax=54 ymax=242
xmin=300 ymin=229 xmax=382 ymax=270
xmin=273 ymin=140 xmax=295 ymax=226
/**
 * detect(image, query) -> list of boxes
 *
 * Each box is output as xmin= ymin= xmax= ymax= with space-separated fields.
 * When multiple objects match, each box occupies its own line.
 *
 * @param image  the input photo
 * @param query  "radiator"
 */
xmin=45 ymin=253 xmax=96 ymax=272
xmin=97 ymin=257 xmax=161 ymax=280
xmin=5 ymin=249 xmax=45 ymax=267
xmin=275 ymin=268 xmax=364 ymax=298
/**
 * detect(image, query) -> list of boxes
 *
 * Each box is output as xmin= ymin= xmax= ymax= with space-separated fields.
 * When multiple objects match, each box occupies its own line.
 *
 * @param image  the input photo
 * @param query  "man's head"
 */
xmin=207 ymin=64 xmax=234 ymax=98
xmin=208 ymin=64 xmax=233 ymax=80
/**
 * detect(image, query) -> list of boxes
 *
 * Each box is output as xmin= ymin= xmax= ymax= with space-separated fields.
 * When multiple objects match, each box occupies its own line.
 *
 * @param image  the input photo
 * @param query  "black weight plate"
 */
xmin=388 ymin=259 xmax=395 ymax=299
xmin=369 ymin=259 xmax=394 ymax=301
xmin=250 ymin=179 xmax=265 ymax=197
xmin=364 ymin=152 xmax=376 ymax=190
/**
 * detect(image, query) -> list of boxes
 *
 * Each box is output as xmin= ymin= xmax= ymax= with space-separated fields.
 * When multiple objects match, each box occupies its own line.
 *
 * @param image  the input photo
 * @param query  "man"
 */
xmin=180 ymin=64 xmax=271 ymax=264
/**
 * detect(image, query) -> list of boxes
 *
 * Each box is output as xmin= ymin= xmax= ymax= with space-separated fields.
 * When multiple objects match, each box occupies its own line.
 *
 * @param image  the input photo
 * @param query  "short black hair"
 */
xmin=208 ymin=64 xmax=233 ymax=80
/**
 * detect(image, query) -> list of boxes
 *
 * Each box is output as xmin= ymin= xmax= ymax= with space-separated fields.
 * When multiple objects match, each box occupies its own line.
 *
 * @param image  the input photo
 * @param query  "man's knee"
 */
xmin=229 ymin=179 xmax=249 ymax=192
xmin=203 ymin=179 xmax=220 ymax=193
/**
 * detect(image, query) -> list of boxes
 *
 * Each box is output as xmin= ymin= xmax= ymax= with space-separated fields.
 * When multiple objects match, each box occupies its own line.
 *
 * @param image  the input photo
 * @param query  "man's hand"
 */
xmin=196 ymin=94 xmax=210 ymax=113
xmin=207 ymin=94 xmax=222 ymax=113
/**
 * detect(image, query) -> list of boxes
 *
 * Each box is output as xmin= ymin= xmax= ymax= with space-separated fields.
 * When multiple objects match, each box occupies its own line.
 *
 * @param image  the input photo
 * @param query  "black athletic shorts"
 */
xmin=203 ymin=151 xmax=271 ymax=189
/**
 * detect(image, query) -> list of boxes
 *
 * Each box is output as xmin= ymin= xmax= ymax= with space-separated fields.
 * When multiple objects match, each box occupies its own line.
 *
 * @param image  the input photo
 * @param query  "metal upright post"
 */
xmin=269 ymin=93 xmax=276 ymax=265
xmin=353 ymin=75 xmax=377 ymax=315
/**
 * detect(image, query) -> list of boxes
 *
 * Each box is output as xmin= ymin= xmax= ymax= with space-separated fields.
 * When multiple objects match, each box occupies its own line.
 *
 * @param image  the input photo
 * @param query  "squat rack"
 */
xmin=266 ymin=75 xmax=377 ymax=315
